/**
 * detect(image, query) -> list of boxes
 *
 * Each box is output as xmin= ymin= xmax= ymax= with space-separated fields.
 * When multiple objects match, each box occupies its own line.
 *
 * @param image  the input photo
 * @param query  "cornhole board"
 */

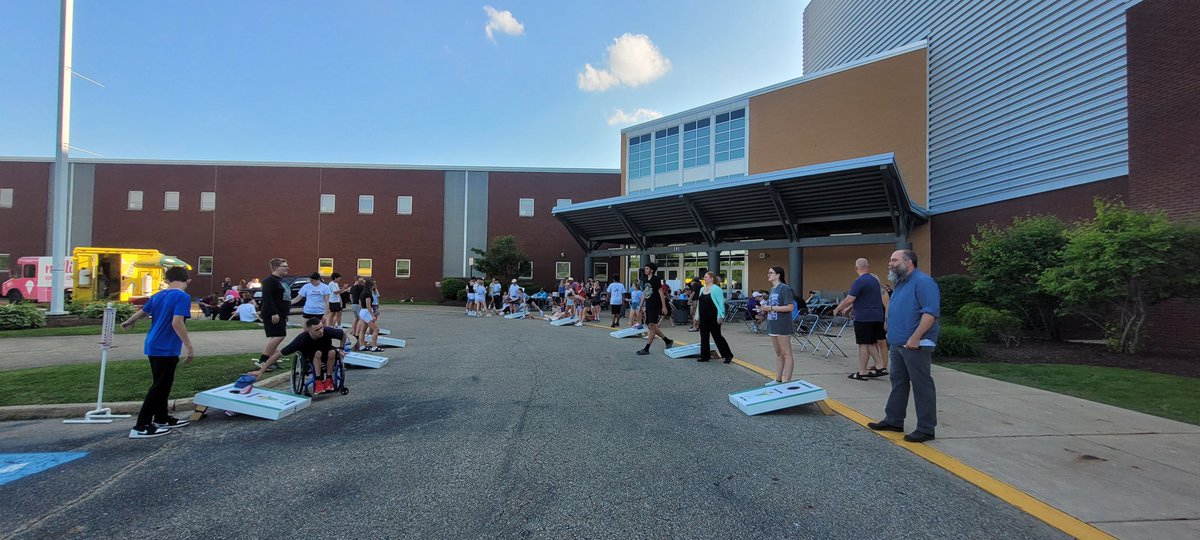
xmin=611 ymin=326 xmax=647 ymax=338
xmin=550 ymin=317 xmax=579 ymax=326
xmin=193 ymin=383 xmax=310 ymax=420
xmin=505 ymin=312 xmax=526 ymax=319
xmin=728 ymin=380 xmax=828 ymax=416
xmin=377 ymin=337 xmax=406 ymax=348
xmin=343 ymin=351 xmax=388 ymax=368
xmin=664 ymin=342 xmax=716 ymax=358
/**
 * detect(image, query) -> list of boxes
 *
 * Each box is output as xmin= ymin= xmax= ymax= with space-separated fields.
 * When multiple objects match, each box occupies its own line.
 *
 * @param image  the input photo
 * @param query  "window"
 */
xmin=197 ymin=256 xmax=213 ymax=276
xmin=23 ymin=264 xmax=36 ymax=278
xmin=320 ymin=194 xmax=335 ymax=214
xmin=627 ymin=133 xmax=651 ymax=179
xmin=0 ymin=188 xmax=12 ymax=208
xmin=555 ymin=198 xmax=572 ymax=208
xmin=0 ymin=253 xmax=9 ymax=272
xmin=164 ymin=191 xmax=180 ymax=211
xmin=594 ymin=262 xmax=609 ymax=281
xmin=357 ymin=258 xmax=372 ymax=277
xmin=396 ymin=196 xmax=413 ymax=215
xmin=200 ymin=191 xmax=216 ymax=211
xmin=128 ymin=191 xmax=143 ymax=210
xmin=555 ymin=261 xmax=571 ymax=280
xmin=359 ymin=195 xmax=374 ymax=214
xmin=394 ymin=259 xmax=411 ymax=278
xmin=683 ymin=119 xmax=711 ymax=168
xmin=318 ymin=258 xmax=334 ymax=276
xmin=715 ymin=108 xmax=746 ymax=162
xmin=519 ymin=261 xmax=533 ymax=280
xmin=519 ymin=198 xmax=535 ymax=217
xmin=653 ymin=127 xmax=680 ymax=174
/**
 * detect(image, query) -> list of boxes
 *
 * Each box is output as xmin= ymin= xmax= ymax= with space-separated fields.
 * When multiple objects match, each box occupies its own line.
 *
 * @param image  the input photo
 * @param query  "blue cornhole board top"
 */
xmin=504 ymin=312 xmax=526 ymax=319
xmin=550 ymin=317 xmax=579 ymax=326
xmin=0 ymin=452 xmax=88 ymax=486
xmin=611 ymin=326 xmax=647 ymax=338
xmin=664 ymin=342 xmax=716 ymax=358
xmin=728 ymin=380 xmax=828 ymax=416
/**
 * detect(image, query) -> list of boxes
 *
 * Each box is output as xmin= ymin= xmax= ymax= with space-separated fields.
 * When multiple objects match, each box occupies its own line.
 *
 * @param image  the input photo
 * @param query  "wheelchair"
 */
xmin=290 ymin=349 xmax=349 ymax=397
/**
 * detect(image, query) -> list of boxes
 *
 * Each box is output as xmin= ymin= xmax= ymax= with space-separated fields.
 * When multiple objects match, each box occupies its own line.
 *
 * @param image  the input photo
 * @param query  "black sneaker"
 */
xmin=866 ymin=421 xmax=904 ymax=433
xmin=154 ymin=416 xmax=189 ymax=429
xmin=664 ymin=339 xmax=674 ymax=348
xmin=636 ymin=349 xmax=650 ymax=355
xmin=129 ymin=425 xmax=171 ymax=439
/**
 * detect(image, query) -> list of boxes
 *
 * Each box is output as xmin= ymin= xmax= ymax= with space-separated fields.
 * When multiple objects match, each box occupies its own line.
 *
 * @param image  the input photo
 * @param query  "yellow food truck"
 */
xmin=71 ymin=247 xmax=192 ymax=303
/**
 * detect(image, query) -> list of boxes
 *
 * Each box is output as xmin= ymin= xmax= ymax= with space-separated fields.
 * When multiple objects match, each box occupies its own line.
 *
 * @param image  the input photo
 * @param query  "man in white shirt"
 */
xmin=606 ymin=275 xmax=627 ymax=328
xmin=294 ymin=272 xmax=331 ymax=322
xmin=234 ymin=300 xmax=259 ymax=323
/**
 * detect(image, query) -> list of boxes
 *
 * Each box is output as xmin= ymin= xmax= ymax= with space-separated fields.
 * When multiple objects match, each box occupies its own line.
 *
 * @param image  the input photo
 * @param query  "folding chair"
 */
xmin=793 ymin=314 xmax=822 ymax=351
xmin=813 ymin=316 xmax=851 ymax=358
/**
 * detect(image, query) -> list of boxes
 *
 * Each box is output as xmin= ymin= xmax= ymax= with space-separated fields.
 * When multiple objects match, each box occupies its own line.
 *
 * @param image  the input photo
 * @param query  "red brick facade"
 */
xmin=0 ymin=162 xmax=51 ymax=280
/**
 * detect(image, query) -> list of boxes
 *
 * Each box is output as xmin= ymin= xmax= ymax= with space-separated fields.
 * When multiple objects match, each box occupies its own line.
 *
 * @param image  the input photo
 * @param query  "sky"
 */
xmin=0 ymin=1 xmax=810 ymax=169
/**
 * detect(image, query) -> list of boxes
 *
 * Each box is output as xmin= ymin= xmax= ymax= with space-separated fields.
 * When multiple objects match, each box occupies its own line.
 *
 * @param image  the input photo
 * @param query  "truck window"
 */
xmin=23 ymin=265 xmax=36 ymax=278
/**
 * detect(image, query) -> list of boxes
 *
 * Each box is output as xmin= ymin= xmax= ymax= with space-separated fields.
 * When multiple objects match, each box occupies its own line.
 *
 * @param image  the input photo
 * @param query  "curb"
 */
xmin=0 ymin=371 xmax=293 ymax=421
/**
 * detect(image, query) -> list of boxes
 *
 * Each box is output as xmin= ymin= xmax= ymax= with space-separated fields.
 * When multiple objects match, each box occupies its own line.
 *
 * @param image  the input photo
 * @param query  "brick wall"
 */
xmin=0 ymin=161 xmax=50 ymax=276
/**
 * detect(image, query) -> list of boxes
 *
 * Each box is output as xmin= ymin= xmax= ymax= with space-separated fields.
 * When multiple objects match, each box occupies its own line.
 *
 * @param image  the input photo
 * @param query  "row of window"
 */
xmin=197 ymin=257 xmax=412 ymax=279
xmin=319 ymin=194 xmax=413 ymax=215
xmin=628 ymin=108 xmax=746 ymax=180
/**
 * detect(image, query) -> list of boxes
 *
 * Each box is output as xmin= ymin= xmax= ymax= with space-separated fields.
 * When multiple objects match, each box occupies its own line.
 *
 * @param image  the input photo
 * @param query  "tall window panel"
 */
xmin=653 ymin=127 xmax=680 ymax=174
xmin=683 ymin=119 xmax=711 ymax=169
xmin=164 ymin=192 xmax=180 ymax=211
xmin=200 ymin=191 xmax=216 ymax=212
xmin=627 ymin=134 xmax=652 ymax=179
xmin=128 ymin=191 xmax=143 ymax=210
xmin=320 ymin=194 xmax=335 ymax=214
xmin=0 ymin=188 xmax=12 ymax=208
xmin=396 ymin=196 xmax=413 ymax=215
xmin=715 ymin=108 xmax=746 ymax=162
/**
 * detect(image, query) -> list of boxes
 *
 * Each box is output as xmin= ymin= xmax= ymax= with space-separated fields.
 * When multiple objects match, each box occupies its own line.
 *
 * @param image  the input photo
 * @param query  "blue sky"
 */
xmin=0 ymin=1 xmax=809 ymax=169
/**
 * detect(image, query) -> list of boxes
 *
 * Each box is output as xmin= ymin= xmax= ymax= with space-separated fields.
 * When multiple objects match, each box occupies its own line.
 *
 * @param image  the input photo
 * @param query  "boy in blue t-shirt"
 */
xmin=120 ymin=266 xmax=195 ymax=439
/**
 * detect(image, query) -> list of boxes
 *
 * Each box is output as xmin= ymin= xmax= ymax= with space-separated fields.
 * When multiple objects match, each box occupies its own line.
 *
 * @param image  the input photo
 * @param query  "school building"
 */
xmin=553 ymin=0 xmax=1198 ymax=351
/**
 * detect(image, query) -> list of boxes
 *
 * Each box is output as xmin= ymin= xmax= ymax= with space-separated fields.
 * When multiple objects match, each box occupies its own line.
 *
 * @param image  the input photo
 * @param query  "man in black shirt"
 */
xmin=249 ymin=317 xmax=346 ymax=394
xmin=254 ymin=258 xmax=290 ymax=371
xmin=637 ymin=262 xmax=674 ymax=355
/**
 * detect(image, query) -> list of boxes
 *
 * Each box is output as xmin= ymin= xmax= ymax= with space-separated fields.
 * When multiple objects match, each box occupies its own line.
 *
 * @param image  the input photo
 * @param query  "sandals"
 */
xmin=848 ymin=372 xmax=870 ymax=381
xmin=868 ymin=368 xmax=888 ymax=377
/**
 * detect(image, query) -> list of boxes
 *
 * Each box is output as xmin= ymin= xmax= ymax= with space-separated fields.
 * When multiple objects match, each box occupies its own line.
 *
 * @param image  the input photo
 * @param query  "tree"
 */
xmin=1039 ymin=199 xmax=1200 ymax=353
xmin=470 ymin=235 xmax=530 ymax=281
xmin=963 ymin=214 xmax=1067 ymax=339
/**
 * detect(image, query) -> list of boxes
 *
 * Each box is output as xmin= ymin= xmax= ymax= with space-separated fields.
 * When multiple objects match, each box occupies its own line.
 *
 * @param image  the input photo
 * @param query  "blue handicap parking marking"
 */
xmin=0 ymin=452 xmax=88 ymax=486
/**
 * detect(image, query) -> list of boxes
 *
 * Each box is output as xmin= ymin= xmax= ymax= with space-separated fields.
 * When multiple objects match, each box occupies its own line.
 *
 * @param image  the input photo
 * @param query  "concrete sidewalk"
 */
xmin=650 ymin=319 xmax=1200 ymax=540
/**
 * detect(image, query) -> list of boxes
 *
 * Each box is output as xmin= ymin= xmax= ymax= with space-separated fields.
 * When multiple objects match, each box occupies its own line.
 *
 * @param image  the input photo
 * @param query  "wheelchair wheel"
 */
xmin=331 ymin=353 xmax=347 ymax=394
xmin=290 ymin=353 xmax=303 ymax=394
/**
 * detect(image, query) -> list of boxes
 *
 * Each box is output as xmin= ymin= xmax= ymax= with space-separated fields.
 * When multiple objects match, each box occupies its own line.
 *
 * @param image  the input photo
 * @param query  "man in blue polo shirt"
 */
xmin=867 ymin=249 xmax=940 ymax=443
xmin=120 ymin=266 xmax=195 ymax=439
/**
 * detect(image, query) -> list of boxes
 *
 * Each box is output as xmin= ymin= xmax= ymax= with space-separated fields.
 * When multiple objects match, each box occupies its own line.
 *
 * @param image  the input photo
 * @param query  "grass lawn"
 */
xmin=0 ymin=319 xmax=260 ymax=339
xmin=942 ymin=362 xmax=1200 ymax=426
xmin=0 ymin=353 xmax=287 ymax=406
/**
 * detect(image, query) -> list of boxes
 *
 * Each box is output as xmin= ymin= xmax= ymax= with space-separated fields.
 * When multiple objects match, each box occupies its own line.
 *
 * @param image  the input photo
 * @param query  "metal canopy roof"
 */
xmin=553 ymin=154 xmax=929 ymax=256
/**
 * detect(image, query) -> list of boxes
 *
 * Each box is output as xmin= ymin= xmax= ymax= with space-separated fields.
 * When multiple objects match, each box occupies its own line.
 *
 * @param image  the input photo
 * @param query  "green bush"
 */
xmin=77 ymin=302 xmax=137 ymax=323
xmin=936 ymin=274 xmax=977 ymax=322
xmin=957 ymin=304 xmax=1021 ymax=346
xmin=0 ymin=303 xmax=47 ymax=330
xmin=440 ymin=278 xmax=466 ymax=302
xmin=934 ymin=324 xmax=980 ymax=357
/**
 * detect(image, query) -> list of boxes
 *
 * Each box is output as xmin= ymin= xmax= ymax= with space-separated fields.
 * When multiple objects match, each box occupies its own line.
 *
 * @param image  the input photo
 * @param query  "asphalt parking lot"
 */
xmin=1 ymin=307 xmax=1064 ymax=539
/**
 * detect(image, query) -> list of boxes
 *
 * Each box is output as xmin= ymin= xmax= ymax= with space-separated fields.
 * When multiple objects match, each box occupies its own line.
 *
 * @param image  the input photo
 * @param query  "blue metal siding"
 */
xmin=803 ymin=0 xmax=1129 ymax=213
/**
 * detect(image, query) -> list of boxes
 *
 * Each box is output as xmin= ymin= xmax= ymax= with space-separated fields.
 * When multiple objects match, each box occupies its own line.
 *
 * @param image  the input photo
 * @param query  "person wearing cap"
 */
xmin=745 ymin=291 xmax=764 ymax=333
xmin=506 ymin=279 xmax=522 ymax=313
xmin=295 ymin=272 xmax=331 ymax=323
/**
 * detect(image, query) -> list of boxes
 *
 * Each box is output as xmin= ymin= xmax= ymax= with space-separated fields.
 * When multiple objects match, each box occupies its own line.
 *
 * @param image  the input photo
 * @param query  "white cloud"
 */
xmin=577 ymin=33 xmax=671 ymax=92
xmin=607 ymin=108 xmax=664 ymax=126
xmin=484 ymin=6 xmax=525 ymax=43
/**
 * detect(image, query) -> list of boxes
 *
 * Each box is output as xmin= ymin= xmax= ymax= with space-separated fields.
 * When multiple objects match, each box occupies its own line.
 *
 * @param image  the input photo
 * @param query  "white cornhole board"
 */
xmin=611 ymin=326 xmax=647 ymax=338
xmin=728 ymin=380 xmax=828 ymax=416
xmin=505 ymin=312 xmax=526 ymax=319
xmin=343 ymin=351 xmax=389 ymax=368
xmin=551 ymin=317 xmax=579 ymax=326
xmin=193 ymin=383 xmax=310 ymax=420
xmin=376 ymin=337 xmax=406 ymax=348
xmin=664 ymin=342 xmax=716 ymax=358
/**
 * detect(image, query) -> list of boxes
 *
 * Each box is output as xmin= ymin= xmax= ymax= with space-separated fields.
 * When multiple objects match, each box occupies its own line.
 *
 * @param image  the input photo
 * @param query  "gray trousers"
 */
xmin=883 ymin=345 xmax=937 ymax=435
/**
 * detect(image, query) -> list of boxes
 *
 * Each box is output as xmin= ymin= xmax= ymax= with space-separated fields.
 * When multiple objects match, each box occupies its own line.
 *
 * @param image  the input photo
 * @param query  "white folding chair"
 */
xmin=814 ymin=316 xmax=851 ymax=358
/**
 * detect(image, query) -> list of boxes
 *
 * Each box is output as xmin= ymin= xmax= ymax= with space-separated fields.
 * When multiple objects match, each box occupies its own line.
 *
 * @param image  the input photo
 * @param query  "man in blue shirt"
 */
xmin=120 ymin=266 xmax=195 ymax=439
xmin=834 ymin=258 xmax=889 ymax=380
xmin=867 ymin=249 xmax=941 ymax=443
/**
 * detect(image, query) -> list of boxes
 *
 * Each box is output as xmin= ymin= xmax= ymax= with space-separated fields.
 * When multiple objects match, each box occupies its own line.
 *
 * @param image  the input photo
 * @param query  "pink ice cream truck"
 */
xmin=2 ymin=256 xmax=73 ymax=303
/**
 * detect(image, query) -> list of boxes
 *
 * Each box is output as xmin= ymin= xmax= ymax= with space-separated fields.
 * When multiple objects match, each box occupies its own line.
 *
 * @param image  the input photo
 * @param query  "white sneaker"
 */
xmin=574 ymin=322 xmax=582 ymax=326
xmin=763 ymin=380 xmax=780 ymax=386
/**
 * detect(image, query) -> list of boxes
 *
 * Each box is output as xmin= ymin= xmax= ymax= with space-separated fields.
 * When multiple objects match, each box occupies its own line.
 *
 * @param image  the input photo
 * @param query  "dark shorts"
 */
xmin=610 ymin=303 xmax=622 ymax=315
xmin=645 ymin=304 xmax=663 ymax=325
xmin=302 ymin=313 xmax=324 ymax=322
xmin=264 ymin=316 xmax=287 ymax=338
xmin=854 ymin=320 xmax=886 ymax=344
xmin=329 ymin=302 xmax=343 ymax=313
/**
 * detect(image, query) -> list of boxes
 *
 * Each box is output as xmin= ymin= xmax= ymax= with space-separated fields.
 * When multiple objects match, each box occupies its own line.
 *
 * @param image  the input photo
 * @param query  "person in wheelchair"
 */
xmin=248 ymin=317 xmax=346 ymax=394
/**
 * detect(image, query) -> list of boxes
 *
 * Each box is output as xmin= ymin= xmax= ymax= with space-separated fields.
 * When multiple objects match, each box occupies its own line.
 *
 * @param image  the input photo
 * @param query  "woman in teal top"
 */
xmin=697 ymin=272 xmax=735 ymax=364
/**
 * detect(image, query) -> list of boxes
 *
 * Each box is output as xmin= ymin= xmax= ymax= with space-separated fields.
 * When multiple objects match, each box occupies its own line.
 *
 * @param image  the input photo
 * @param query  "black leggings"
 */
xmin=136 ymin=356 xmax=179 ymax=427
